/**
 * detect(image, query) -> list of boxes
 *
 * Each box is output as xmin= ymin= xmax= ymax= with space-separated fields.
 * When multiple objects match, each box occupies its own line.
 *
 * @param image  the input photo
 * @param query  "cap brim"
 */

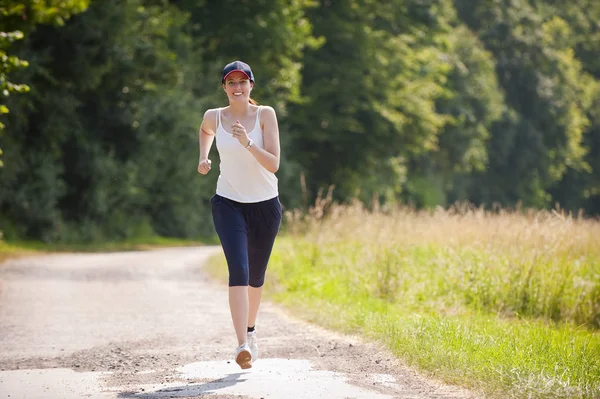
xmin=222 ymin=70 xmax=252 ymax=81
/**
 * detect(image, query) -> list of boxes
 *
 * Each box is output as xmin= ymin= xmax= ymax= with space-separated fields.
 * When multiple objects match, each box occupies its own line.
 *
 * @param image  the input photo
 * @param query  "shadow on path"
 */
xmin=118 ymin=372 xmax=247 ymax=398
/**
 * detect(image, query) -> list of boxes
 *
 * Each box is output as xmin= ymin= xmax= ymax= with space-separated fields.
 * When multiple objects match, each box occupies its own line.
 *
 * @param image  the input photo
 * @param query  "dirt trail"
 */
xmin=0 ymin=247 xmax=480 ymax=398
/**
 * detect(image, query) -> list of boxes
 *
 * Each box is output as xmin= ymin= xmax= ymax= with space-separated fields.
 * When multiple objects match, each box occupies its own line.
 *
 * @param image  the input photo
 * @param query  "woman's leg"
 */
xmin=247 ymin=197 xmax=282 ymax=327
xmin=211 ymin=195 xmax=251 ymax=346
xmin=229 ymin=286 xmax=249 ymax=345
xmin=248 ymin=286 xmax=263 ymax=329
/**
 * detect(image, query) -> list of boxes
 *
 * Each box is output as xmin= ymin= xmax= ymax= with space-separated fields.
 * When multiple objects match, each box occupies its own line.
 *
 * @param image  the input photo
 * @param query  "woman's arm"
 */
xmin=198 ymin=109 xmax=216 ymax=175
xmin=241 ymin=106 xmax=280 ymax=173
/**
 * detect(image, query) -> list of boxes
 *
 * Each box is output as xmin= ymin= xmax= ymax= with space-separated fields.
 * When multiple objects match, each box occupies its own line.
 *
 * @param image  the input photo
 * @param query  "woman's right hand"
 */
xmin=198 ymin=158 xmax=212 ymax=175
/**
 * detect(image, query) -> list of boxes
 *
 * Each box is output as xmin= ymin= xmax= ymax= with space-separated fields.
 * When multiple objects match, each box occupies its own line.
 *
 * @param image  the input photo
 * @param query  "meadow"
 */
xmin=2 ymin=194 xmax=598 ymax=398
xmin=208 ymin=195 xmax=600 ymax=399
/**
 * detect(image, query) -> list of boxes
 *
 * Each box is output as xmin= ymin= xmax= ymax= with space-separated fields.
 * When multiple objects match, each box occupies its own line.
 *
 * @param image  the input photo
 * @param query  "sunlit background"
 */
xmin=1 ymin=0 xmax=599 ymax=244
xmin=1 ymin=2 xmax=600 ymax=398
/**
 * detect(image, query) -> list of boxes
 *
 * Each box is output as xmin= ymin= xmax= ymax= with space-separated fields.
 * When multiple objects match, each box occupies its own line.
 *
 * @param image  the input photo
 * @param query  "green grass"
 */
xmin=0 ymin=240 xmax=39 ymax=263
xmin=206 ymin=200 xmax=600 ymax=399
xmin=0 ymin=236 xmax=216 ymax=263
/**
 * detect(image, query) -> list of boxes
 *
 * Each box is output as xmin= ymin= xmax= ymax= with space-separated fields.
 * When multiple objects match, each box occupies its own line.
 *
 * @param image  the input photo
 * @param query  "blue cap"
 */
xmin=222 ymin=60 xmax=255 ymax=83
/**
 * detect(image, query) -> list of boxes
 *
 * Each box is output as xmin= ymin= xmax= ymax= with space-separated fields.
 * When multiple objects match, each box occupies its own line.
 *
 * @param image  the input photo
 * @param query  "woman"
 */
xmin=197 ymin=60 xmax=282 ymax=370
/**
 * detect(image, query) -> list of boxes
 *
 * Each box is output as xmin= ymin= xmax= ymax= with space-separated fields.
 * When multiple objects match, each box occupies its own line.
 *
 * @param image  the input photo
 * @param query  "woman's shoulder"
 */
xmin=203 ymin=107 xmax=222 ymax=118
xmin=258 ymin=105 xmax=276 ymax=116
xmin=201 ymin=108 xmax=222 ymax=131
xmin=258 ymin=105 xmax=278 ymax=132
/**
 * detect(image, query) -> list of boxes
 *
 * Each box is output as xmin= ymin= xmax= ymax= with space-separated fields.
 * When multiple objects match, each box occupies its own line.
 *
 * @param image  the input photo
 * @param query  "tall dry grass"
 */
xmin=281 ymin=193 xmax=600 ymax=328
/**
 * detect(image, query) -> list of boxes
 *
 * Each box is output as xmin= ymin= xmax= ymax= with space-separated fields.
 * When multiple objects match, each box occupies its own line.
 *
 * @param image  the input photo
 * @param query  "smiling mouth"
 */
xmin=233 ymin=92 xmax=243 ymax=96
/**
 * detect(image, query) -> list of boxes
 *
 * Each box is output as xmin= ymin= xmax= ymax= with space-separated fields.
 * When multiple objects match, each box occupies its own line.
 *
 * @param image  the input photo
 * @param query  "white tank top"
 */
xmin=214 ymin=106 xmax=279 ymax=203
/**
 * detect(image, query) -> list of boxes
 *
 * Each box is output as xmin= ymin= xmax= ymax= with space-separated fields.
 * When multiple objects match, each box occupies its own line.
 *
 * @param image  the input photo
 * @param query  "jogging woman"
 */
xmin=197 ymin=60 xmax=282 ymax=369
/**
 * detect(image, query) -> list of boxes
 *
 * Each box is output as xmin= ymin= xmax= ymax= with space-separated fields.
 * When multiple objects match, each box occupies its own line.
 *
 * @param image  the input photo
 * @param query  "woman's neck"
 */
xmin=228 ymin=102 xmax=251 ymax=118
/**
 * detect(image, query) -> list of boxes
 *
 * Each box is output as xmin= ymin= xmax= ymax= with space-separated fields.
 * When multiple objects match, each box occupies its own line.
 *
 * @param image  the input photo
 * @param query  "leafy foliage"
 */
xmin=1 ymin=0 xmax=600 ymax=242
xmin=455 ymin=0 xmax=595 ymax=208
xmin=0 ymin=0 xmax=90 ymax=164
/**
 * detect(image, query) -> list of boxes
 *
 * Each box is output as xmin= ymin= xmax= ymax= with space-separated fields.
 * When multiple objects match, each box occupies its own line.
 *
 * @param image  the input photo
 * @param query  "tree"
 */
xmin=0 ymin=0 xmax=205 ymax=241
xmin=411 ymin=23 xmax=505 ymax=207
xmin=455 ymin=0 xmax=595 ymax=208
xmin=0 ymin=0 xmax=320 ymax=242
xmin=534 ymin=0 xmax=600 ymax=214
xmin=0 ymin=0 xmax=90 ymax=166
xmin=288 ymin=0 xmax=453 ymax=205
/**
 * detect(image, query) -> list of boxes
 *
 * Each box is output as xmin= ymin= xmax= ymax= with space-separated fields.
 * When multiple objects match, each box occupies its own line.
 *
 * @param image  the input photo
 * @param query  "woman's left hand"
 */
xmin=231 ymin=121 xmax=251 ymax=147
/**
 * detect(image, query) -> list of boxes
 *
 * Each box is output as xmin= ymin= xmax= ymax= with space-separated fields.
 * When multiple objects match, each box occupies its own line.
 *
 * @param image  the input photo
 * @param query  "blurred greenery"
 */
xmin=1 ymin=0 xmax=599 ymax=244
xmin=0 ymin=0 xmax=91 ymax=163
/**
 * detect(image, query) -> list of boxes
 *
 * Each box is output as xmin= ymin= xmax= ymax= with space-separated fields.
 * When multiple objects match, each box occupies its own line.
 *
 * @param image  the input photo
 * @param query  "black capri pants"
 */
xmin=211 ymin=194 xmax=282 ymax=287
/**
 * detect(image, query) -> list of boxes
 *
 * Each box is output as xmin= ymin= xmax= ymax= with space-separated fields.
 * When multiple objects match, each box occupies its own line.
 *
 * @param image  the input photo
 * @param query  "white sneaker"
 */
xmin=247 ymin=330 xmax=258 ymax=361
xmin=234 ymin=343 xmax=252 ymax=369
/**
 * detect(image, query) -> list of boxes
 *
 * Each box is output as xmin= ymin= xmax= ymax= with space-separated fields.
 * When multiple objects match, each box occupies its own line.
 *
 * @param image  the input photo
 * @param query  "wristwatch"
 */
xmin=245 ymin=139 xmax=254 ymax=149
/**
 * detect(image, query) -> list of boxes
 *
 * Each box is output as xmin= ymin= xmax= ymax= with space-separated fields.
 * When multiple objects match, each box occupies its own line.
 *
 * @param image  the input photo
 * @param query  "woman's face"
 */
xmin=223 ymin=71 xmax=253 ymax=102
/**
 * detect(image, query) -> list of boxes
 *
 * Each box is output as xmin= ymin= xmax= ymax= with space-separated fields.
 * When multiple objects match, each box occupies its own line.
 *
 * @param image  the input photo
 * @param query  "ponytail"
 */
xmin=249 ymin=97 xmax=259 ymax=105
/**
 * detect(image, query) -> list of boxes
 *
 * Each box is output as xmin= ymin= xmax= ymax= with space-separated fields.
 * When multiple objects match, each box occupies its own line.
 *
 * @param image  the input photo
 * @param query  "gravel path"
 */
xmin=0 ymin=247 xmax=480 ymax=398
